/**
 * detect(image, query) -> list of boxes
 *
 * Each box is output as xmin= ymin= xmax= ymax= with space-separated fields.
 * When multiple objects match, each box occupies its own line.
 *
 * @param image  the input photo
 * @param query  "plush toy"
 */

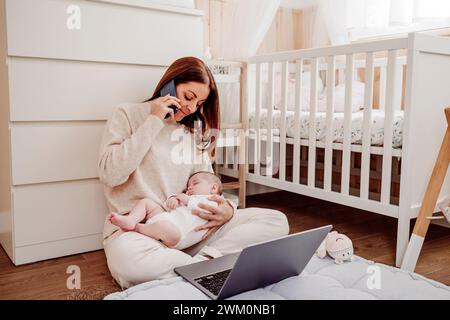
xmin=316 ymin=231 xmax=354 ymax=264
xmin=438 ymin=196 xmax=450 ymax=223
xmin=428 ymin=196 xmax=450 ymax=223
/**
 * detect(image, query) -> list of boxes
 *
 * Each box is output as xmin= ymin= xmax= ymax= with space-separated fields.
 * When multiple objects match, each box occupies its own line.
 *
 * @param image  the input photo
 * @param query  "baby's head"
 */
xmin=186 ymin=171 xmax=222 ymax=196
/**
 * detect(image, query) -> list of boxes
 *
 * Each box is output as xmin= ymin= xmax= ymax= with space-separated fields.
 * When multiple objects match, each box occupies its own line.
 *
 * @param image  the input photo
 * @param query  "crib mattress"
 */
xmin=248 ymin=109 xmax=404 ymax=148
xmin=104 ymin=254 xmax=450 ymax=300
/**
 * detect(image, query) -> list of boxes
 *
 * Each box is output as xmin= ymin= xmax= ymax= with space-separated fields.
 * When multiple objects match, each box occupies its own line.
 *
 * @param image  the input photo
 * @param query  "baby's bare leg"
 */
xmin=135 ymin=220 xmax=181 ymax=248
xmin=107 ymin=198 xmax=163 ymax=231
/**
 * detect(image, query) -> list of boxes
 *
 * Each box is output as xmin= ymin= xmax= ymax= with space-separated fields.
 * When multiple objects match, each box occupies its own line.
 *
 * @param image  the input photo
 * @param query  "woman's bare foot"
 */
xmin=107 ymin=212 xmax=138 ymax=231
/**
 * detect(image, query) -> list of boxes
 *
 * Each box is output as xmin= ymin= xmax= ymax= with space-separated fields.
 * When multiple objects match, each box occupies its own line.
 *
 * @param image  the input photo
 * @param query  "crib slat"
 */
xmin=379 ymin=66 xmax=386 ymax=110
xmin=308 ymin=58 xmax=319 ymax=187
xmin=215 ymin=143 xmax=223 ymax=168
xmin=293 ymin=60 xmax=303 ymax=184
xmin=324 ymin=56 xmax=335 ymax=191
xmin=255 ymin=63 xmax=262 ymax=176
xmin=360 ymin=52 xmax=374 ymax=199
xmin=233 ymin=145 xmax=238 ymax=171
xmin=381 ymin=50 xmax=397 ymax=204
xmin=224 ymin=145 xmax=228 ymax=167
xmin=394 ymin=63 xmax=403 ymax=111
xmin=239 ymin=63 xmax=248 ymax=207
xmin=266 ymin=62 xmax=275 ymax=177
xmin=279 ymin=61 xmax=288 ymax=181
xmin=229 ymin=145 xmax=234 ymax=168
xmin=341 ymin=54 xmax=354 ymax=195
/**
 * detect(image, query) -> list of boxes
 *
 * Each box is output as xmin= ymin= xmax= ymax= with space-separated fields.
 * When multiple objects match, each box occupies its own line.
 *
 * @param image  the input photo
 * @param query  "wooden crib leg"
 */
xmin=401 ymin=108 xmax=450 ymax=272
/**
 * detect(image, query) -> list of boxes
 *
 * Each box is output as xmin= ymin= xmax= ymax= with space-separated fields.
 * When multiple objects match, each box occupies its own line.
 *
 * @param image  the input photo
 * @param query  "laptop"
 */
xmin=174 ymin=224 xmax=332 ymax=300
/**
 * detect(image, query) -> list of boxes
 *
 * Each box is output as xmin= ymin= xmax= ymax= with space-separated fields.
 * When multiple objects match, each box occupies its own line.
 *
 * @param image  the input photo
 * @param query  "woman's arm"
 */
xmin=191 ymin=150 xmax=237 ymax=228
xmin=98 ymin=106 xmax=164 ymax=188
xmin=192 ymin=195 xmax=235 ymax=239
xmin=98 ymin=96 xmax=181 ymax=187
xmin=196 ymin=153 xmax=238 ymax=215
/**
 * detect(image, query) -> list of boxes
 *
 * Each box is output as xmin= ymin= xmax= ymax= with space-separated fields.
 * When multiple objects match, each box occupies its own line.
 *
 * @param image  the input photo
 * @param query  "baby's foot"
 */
xmin=107 ymin=212 xmax=137 ymax=231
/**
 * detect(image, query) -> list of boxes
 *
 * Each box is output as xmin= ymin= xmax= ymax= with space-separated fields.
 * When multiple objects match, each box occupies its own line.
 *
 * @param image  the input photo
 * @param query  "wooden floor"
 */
xmin=1 ymin=190 xmax=449 ymax=299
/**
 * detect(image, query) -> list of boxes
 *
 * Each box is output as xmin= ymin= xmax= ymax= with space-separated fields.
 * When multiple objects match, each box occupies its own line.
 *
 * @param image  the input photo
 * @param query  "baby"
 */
xmin=107 ymin=171 xmax=224 ymax=250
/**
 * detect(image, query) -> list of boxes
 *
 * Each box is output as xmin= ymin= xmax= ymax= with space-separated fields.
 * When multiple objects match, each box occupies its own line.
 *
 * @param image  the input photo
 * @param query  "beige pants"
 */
xmin=103 ymin=207 xmax=289 ymax=289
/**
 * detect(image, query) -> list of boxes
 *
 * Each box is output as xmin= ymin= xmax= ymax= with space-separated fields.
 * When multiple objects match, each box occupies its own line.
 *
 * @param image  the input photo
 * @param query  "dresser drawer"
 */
xmin=10 ymin=122 xmax=104 ymax=185
xmin=14 ymin=234 xmax=103 ymax=265
xmin=13 ymin=180 xmax=107 ymax=247
xmin=9 ymin=57 xmax=162 ymax=121
xmin=6 ymin=0 xmax=203 ymax=65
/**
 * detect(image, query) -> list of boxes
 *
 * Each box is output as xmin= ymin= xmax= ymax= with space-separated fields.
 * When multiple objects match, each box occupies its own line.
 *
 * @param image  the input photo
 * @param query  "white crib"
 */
xmin=214 ymin=32 xmax=450 ymax=267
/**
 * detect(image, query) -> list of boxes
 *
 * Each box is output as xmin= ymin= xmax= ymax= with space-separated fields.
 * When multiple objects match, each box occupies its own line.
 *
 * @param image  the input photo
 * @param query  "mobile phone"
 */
xmin=160 ymin=80 xmax=179 ymax=119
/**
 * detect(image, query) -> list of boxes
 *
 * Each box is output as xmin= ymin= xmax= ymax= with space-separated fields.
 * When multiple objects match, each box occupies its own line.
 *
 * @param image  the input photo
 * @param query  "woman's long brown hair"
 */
xmin=146 ymin=57 xmax=220 ymax=139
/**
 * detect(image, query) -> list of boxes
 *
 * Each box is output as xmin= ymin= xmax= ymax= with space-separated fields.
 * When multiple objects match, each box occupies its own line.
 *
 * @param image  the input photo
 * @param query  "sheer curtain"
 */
xmin=210 ymin=0 xmax=281 ymax=124
xmin=219 ymin=0 xmax=281 ymax=60
xmin=312 ymin=0 xmax=450 ymax=46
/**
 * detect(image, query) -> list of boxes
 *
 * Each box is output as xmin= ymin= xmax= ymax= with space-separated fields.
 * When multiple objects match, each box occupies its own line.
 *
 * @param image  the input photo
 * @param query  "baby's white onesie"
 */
xmin=147 ymin=195 xmax=221 ymax=249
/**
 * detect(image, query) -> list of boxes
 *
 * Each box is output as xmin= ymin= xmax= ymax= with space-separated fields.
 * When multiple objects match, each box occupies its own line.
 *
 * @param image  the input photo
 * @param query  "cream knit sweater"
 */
xmin=98 ymin=102 xmax=216 ymax=239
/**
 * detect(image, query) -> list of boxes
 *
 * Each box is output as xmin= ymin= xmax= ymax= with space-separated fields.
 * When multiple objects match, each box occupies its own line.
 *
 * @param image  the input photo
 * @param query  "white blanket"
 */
xmin=104 ymin=255 xmax=450 ymax=300
xmin=248 ymin=109 xmax=404 ymax=148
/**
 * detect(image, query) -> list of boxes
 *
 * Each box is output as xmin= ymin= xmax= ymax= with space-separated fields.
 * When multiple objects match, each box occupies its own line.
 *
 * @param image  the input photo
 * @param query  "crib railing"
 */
xmin=214 ymin=36 xmax=411 ymax=216
xmin=213 ymin=33 xmax=450 ymax=268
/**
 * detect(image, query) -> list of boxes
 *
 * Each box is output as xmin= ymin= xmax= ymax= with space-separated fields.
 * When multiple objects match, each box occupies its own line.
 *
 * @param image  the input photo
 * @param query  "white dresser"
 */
xmin=0 ymin=0 xmax=203 ymax=265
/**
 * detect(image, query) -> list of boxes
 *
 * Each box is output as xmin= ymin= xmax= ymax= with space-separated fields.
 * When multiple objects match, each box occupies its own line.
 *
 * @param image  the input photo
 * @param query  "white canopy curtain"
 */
xmin=218 ymin=0 xmax=281 ymax=60
xmin=211 ymin=0 xmax=281 ymax=125
xmin=313 ymin=0 xmax=450 ymax=46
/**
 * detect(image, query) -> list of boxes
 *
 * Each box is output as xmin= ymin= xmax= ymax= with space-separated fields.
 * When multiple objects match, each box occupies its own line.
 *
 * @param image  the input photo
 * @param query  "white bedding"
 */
xmin=248 ymin=109 xmax=404 ymax=148
xmin=104 ymin=254 xmax=450 ymax=300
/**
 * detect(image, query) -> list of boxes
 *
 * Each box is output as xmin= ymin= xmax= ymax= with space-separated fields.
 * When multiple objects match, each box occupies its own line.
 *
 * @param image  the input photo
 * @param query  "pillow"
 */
xmin=262 ymin=71 xmax=325 ymax=111
xmin=318 ymin=80 xmax=365 ymax=113
xmin=288 ymin=80 xmax=364 ymax=113
xmin=263 ymin=71 xmax=364 ymax=113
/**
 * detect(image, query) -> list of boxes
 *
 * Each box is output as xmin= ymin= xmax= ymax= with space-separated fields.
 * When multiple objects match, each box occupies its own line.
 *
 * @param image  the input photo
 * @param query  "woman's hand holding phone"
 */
xmin=148 ymin=95 xmax=181 ymax=120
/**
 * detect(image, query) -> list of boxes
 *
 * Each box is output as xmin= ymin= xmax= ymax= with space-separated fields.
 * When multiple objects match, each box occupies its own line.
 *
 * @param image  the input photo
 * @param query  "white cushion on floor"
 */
xmin=104 ymin=255 xmax=450 ymax=300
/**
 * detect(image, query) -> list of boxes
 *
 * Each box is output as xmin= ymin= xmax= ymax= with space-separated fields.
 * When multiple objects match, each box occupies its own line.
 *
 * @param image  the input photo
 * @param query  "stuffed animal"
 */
xmin=438 ymin=196 xmax=450 ymax=223
xmin=428 ymin=196 xmax=450 ymax=223
xmin=316 ymin=231 xmax=354 ymax=264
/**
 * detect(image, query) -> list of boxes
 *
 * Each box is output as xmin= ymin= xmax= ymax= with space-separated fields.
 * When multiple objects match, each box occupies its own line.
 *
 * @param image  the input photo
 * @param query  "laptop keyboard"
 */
xmin=195 ymin=269 xmax=232 ymax=296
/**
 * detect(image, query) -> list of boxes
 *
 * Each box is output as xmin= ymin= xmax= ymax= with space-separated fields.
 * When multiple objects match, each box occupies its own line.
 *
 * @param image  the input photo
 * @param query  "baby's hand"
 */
xmin=177 ymin=193 xmax=190 ymax=206
xmin=165 ymin=197 xmax=179 ymax=210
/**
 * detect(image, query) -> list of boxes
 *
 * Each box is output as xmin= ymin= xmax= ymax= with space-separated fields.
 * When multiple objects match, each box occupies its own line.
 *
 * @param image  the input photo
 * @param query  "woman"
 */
xmin=98 ymin=57 xmax=289 ymax=289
